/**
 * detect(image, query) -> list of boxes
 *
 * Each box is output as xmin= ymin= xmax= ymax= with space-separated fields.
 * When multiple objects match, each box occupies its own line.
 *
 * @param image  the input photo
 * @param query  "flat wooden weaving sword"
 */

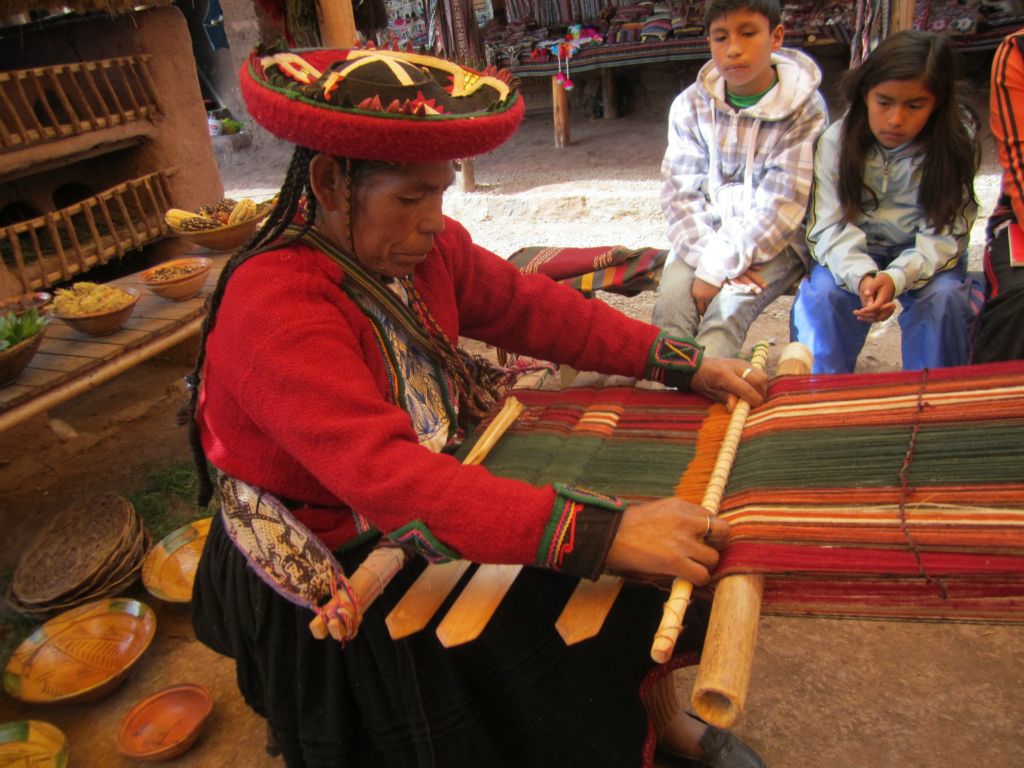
xmin=384 ymin=396 xmax=525 ymax=641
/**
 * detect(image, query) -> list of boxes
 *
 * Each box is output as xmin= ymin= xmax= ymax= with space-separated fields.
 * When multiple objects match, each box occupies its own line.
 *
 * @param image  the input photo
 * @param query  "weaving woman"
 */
xmin=185 ymin=45 xmax=767 ymax=768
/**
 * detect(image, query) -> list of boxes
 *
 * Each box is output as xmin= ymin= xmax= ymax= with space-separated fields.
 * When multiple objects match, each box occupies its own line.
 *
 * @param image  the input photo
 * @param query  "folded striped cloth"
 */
xmin=507 ymin=244 xmax=668 ymax=296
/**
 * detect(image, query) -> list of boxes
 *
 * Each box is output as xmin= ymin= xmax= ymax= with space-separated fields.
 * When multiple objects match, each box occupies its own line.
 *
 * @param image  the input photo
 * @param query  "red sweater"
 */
xmin=198 ymin=217 xmax=664 ymax=565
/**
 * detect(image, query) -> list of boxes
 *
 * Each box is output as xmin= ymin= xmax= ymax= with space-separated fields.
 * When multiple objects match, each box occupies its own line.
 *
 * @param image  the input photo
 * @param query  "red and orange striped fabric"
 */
xmin=464 ymin=361 xmax=1024 ymax=623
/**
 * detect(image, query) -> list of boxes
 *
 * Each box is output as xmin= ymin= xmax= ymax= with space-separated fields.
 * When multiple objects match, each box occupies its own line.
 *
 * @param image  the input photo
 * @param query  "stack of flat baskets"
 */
xmin=8 ymin=492 xmax=149 ymax=617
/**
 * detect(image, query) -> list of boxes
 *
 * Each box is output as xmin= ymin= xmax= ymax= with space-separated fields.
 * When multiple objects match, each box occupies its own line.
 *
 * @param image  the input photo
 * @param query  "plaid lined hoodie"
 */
xmin=661 ymin=47 xmax=827 ymax=286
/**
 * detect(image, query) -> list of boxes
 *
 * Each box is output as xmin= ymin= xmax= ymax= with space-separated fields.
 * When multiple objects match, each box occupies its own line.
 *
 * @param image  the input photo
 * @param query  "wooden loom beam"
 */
xmin=691 ymin=342 xmax=813 ymax=727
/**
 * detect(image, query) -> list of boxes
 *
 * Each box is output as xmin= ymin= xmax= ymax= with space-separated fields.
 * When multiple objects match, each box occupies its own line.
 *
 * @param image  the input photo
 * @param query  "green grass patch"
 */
xmin=0 ymin=570 xmax=36 ymax=669
xmin=129 ymin=460 xmax=217 ymax=543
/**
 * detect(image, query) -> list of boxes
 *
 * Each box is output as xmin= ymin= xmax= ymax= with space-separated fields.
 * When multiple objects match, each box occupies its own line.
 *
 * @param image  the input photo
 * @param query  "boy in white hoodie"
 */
xmin=652 ymin=0 xmax=827 ymax=359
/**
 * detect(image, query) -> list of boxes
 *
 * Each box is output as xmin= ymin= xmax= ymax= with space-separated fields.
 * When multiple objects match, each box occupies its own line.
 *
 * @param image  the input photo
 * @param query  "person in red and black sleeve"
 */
xmin=975 ymin=28 xmax=1024 ymax=361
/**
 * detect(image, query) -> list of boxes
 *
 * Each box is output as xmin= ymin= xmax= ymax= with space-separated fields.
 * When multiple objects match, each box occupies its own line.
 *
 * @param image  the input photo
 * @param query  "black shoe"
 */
xmin=654 ymin=747 xmax=702 ymax=767
xmin=698 ymin=726 xmax=766 ymax=768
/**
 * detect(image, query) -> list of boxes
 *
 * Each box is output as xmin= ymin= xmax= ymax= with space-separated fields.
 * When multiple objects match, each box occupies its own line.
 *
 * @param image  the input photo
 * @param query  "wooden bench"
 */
xmin=0 ymin=252 xmax=224 ymax=434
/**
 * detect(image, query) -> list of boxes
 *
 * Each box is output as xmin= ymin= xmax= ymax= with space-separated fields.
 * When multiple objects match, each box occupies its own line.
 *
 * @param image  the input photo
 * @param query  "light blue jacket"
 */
xmin=806 ymin=119 xmax=976 ymax=297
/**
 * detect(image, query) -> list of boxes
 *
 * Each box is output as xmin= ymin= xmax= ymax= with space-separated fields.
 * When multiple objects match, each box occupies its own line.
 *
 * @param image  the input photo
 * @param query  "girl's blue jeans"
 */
xmin=790 ymin=255 xmax=977 ymax=374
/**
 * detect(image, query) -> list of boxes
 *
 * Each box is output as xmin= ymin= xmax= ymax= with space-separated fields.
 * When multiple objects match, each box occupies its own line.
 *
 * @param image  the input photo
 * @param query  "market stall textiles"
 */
xmin=378 ymin=357 xmax=1024 ymax=727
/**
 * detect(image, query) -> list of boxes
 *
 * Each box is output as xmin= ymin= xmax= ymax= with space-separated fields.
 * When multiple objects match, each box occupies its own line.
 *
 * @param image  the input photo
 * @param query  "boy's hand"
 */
xmin=691 ymin=278 xmax=721 ymax=315
xmin=854 ymin=272 xmax=897 ymax=323
xmin=727 ymin=265 xmax=766 ymax=294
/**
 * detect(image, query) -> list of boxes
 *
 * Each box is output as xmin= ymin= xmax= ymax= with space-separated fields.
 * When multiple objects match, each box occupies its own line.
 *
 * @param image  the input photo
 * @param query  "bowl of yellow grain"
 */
xmin=52 ymin=282 xmax=140 ymax=337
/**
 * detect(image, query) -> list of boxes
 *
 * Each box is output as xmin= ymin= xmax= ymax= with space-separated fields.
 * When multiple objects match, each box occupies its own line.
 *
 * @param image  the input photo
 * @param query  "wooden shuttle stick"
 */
xmin=650 ymin=342 xmax=771 ymax=664
xmin=383 ymin=396 xmax=525 ymax=640
xmin=312 ymin=396 xmax=525 ymax=641
xmin=691 ymin=342 xmax=812 ymax=727
xmin=554 ymin=573 xmax=624 ymax=645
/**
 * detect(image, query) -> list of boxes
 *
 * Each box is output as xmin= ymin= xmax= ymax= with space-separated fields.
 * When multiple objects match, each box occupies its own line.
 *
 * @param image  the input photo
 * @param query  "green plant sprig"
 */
xmin=0 ymin=308 xmax=48 ymax=352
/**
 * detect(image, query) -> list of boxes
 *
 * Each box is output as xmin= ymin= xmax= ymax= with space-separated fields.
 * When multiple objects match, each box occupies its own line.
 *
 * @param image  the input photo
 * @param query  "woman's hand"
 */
xmin=854 ymin=272 xmax=897 ymax=323
xmin=691 ymin=357 xmax=768 ymax=410
xmin=606 ymin=498 xmax=729 ymax=584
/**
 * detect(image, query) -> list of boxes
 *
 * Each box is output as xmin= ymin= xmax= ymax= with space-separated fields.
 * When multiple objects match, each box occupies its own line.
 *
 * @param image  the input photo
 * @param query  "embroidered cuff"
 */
xmin=388 ymin=521 xmax=461 ymax=564
xmin=644 ymin=331 xmax=704 ymax=390
xmin=536 ymin=483 xmax=626 ymax=580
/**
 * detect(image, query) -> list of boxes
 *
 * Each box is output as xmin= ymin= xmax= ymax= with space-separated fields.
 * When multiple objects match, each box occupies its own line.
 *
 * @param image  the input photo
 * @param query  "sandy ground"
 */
xmin=1 ymin=50 xmax=1021 ymax=767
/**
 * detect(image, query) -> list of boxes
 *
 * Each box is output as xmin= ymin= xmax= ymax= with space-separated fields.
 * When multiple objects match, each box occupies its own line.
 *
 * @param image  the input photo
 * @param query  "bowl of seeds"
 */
xmin=139 ymin=257 xmax=213 ymax=301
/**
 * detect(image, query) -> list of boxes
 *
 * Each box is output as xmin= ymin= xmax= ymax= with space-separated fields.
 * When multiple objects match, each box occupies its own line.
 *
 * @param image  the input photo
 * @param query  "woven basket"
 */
xmin=10 ymin=493 xmax=147 ymax=617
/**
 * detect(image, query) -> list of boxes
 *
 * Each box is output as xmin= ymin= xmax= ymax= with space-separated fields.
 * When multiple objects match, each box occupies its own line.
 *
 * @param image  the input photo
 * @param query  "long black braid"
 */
xmin=182 ymin=145 xmax=319 ymax=506
xmin=184 ymin=149 xmax=502 ymax=507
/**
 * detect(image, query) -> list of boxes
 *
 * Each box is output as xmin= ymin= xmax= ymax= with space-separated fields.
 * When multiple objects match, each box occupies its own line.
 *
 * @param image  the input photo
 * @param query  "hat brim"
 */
xmin=240 ymin=48 xmax=526 ymax=163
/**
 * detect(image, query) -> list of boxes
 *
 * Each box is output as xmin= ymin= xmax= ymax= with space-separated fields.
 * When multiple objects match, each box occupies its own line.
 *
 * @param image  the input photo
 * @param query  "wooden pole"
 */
xmin=691 ymin=342 xmax=813 ymax=728
xmin=600 ymin=68 xmax=618 ymax=120
xmin=456 ymin=158 xmax=476 ymax=193
xmin=552 ymin=76 xmax=569 ymax=148
xmin=890 ymin=0 xmax=916 ymax=33
xmin=316 ymin=0 xmax=358 ymax=47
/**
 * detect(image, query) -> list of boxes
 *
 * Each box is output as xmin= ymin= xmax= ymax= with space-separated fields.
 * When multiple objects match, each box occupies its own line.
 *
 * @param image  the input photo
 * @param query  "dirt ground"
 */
xmin=1 ymin=49 xmax=1022 ymax=767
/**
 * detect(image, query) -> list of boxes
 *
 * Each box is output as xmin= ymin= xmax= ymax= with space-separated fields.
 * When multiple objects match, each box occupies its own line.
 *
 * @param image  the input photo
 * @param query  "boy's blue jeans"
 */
xmin=652 ymin=248 xmax=805 ymax=360
xmin=790 ymin=256 xmax=976 ymax=374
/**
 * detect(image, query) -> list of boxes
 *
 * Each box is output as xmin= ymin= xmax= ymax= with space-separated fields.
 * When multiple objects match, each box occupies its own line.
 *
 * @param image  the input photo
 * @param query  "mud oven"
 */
xmin=0 ymin=0 xmax=221 ymax=300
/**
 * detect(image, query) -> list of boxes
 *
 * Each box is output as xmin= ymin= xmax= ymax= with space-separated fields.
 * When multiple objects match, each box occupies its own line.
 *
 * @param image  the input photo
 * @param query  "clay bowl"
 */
xmin=139 ymin=257 xmax=213 ymax=301
xmin=0 ymin=291 xmax=52 ymax=317
xmin=116 ymin=684 xmax=212 ymax=762
xmin=0 ymin=720 xmax=69 ymax=766
xmin=3 ymin=597 xmax=157 ymax=704
xmin=53 ymin=287 xmax=139 ymax=337
xmin=173 ymin=203 xmax=271 ymax=252
xmin=141 ymin=517 xmax=212 ymax=602
xmin=0 ymin=328 xmax=45 ymax=386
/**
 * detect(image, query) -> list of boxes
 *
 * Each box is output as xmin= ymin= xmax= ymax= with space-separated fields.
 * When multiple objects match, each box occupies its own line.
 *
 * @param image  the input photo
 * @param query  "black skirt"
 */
xmin=193 ymin=513 xmax=708 ymax=768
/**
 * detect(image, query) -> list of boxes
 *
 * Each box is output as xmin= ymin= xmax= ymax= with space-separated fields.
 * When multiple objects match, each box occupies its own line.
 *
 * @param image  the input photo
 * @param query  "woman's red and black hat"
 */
xmin=240 ymin=46 xmax=525 ymax=162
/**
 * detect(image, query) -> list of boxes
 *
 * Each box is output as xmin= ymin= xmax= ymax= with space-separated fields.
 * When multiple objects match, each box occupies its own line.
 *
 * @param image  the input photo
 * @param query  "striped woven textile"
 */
xmin=462 ymin=361 xmax=1024 ymax=623
xmin=507 ymin=32 xmax=832 ymax=77
xmin=507 ymin=244 xmax=667 ymax=296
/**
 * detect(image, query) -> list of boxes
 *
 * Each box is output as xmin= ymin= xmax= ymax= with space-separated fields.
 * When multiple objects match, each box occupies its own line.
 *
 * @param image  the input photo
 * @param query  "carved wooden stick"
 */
xmin=650 ymin=342 xmax=771 ymax=663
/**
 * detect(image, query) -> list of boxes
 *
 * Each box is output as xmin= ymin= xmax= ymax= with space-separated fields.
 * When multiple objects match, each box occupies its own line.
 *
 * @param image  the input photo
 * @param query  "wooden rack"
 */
xmin=0 ymin=55 xmax=159 ymax=153
xmin=1 ymin=169 xmax=174 ymax=293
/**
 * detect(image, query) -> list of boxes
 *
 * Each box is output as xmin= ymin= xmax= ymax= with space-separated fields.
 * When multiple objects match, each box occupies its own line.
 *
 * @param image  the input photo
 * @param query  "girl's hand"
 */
xmin=691 ymin=278 xmax=721 ymax=315
xmin=854 ymin=272 xmax=897 ymax=323
xmin=727 ymin=265 xmax=767 ymax=294
xmin=691 ymin=357 xmax=768 ymax=411
xmin=606 ymin=497 xmax=729 ymax=583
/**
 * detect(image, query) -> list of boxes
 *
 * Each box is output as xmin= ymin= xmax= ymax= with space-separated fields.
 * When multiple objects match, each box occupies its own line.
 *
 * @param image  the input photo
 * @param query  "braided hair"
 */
xmin=184 ymin=148 xmax=501 ymax=507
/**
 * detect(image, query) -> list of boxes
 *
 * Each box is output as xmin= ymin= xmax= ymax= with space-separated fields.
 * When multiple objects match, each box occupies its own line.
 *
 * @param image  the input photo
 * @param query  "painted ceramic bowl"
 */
xmin=0 ymin=328 xmax=45 ymax=386
xmin=141 ymin=517 xmax=212 ymax=602
xmin=116 ymin=683 xmax=213 ymax=762
xmin=0 ymin=720 xmax=68 ymax=767
xmin=3 ymin=598 xmax=157 ymax=704
xmin=0 ymin=291 xmax=52 ymax=317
